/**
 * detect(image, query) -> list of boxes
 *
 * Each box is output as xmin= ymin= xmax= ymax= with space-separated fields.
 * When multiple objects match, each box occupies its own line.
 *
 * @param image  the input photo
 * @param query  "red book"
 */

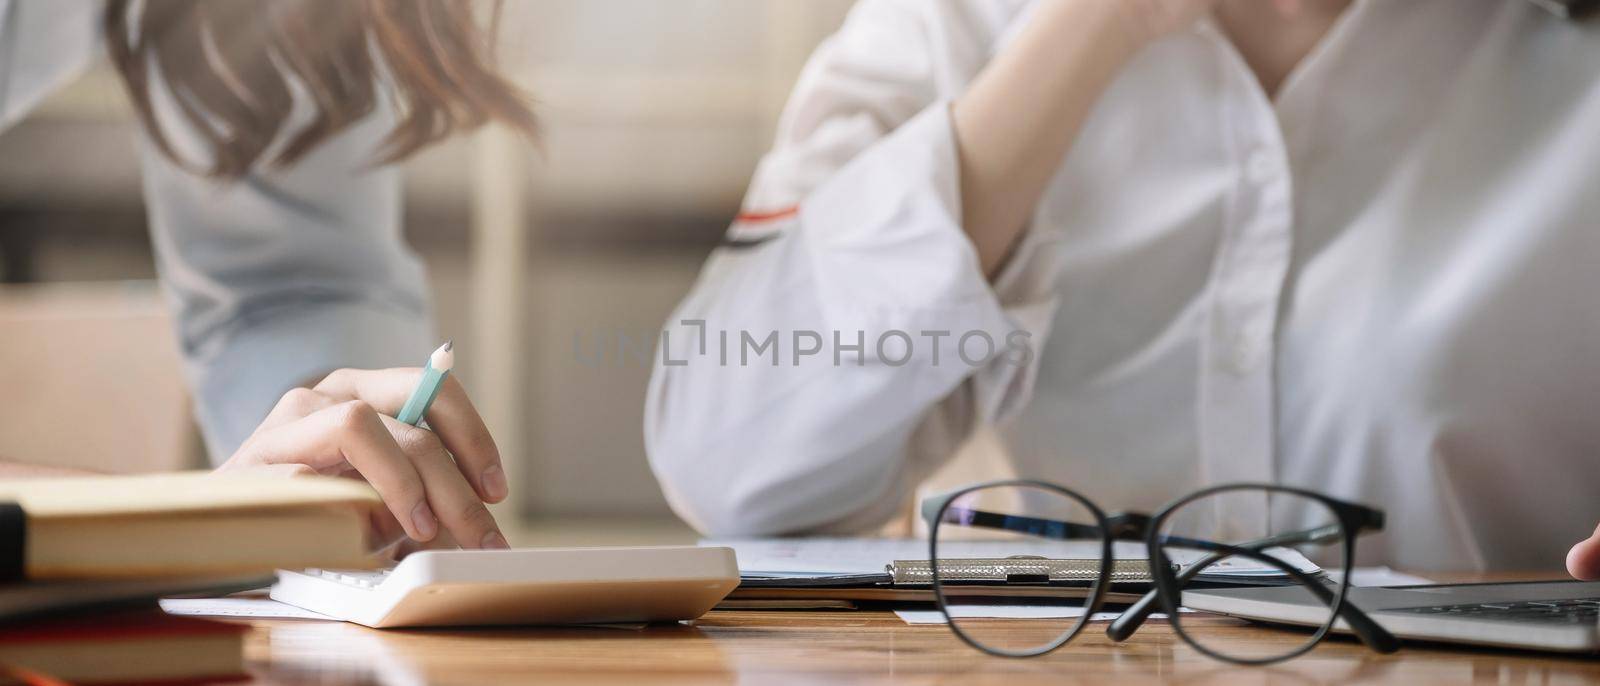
xmin=0 ymin=609 xmax=247 ymax=685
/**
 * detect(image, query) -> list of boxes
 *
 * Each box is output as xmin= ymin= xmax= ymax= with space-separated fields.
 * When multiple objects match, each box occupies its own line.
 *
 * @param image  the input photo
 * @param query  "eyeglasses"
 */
xmin=922 ymin=480 xmax=1399 ymax=664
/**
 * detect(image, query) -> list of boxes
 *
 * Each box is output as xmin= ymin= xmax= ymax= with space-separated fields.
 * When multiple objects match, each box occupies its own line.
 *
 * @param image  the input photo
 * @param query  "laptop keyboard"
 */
xmin=1388 ymin=598 xmax=1600 ymax=625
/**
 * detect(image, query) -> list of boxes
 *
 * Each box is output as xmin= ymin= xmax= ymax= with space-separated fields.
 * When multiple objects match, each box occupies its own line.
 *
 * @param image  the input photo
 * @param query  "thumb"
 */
xmin=1566 ymin=522 xmax=1600 ymax=580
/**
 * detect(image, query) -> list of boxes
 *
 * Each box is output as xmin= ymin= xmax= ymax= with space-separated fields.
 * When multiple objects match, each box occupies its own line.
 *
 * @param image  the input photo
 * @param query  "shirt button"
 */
xmin=1245 ymin=148 xmax=1281 ymax=185
xmin=1227 ymin=335 xmax=1262 ymax=375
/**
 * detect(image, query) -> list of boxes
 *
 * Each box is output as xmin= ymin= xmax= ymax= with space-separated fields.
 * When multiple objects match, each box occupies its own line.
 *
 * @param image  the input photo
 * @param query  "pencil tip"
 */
xmin=443 ymin=339 xmax=454 ymax=352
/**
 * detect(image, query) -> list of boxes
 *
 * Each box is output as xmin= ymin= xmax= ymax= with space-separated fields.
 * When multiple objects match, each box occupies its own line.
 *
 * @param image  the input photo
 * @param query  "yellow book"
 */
xmin=0 ymin=472 xmax=383 ymax=580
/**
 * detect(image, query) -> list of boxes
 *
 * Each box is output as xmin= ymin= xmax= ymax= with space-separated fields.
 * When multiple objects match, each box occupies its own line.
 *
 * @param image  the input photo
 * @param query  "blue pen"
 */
xmin=397 ymin=340 xmax=454 ymax=426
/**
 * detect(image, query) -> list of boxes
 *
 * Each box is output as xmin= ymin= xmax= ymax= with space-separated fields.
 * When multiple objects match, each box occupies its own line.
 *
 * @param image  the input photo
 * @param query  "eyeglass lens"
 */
xmin=1157 ymin=488 xmax=1349 ymax=663
xmin=930 ymin=483 xmax=1107 ymax=656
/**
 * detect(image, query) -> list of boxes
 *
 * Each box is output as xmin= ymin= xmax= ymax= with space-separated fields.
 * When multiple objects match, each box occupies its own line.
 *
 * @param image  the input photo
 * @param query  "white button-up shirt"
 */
xmin=647 ymin=0 xmax=1600 ymax=572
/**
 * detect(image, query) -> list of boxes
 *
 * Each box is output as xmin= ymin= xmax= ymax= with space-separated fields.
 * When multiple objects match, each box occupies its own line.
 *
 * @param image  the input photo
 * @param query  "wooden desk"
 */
xmin=245 ymin=603 xmax=1600 ymax=685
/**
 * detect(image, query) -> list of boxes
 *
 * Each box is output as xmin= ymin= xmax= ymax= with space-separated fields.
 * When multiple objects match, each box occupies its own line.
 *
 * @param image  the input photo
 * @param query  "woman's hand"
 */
xmin=1568 ymin=524 xmax=1600 ymax=579
xmin=218 ymin=368 xmax=510 ymax=552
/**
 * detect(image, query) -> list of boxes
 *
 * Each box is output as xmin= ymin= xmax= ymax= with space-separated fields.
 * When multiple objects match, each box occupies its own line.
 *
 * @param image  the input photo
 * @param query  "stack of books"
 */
xmin=0 ymin=472 xmax=383 ymax=684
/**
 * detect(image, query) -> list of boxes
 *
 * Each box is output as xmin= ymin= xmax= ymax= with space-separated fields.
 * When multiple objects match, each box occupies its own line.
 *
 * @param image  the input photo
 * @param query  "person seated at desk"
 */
xmin=0 ymin=0 xmax=535 ymax=552
xmin=645 ymin=0 xmax=1600 ymax=578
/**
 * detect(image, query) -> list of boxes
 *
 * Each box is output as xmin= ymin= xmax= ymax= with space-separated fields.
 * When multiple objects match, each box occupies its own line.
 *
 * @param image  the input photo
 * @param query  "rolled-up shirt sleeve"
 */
xmin=142 ymin=102 xmax=433 ymax=463
xmin=645 ymin=0 xmax=1057 ymax=536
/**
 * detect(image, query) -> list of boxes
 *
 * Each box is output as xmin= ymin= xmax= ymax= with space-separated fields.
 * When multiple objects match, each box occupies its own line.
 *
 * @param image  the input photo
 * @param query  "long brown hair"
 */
xmin=104 ymin=0 xmax=538 ymax=179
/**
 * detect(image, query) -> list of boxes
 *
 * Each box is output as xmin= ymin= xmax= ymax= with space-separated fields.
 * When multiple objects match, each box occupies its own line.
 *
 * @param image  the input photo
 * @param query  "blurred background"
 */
xmin=0 ymin=0 xmax=858 ymax=539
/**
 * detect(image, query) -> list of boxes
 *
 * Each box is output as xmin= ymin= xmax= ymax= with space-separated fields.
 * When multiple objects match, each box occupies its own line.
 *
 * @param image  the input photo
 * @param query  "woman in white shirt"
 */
xmin=1 ymin=1 xmax=533 ymax=552
xmin=645 ymin=0 xmax=1600 ymax=576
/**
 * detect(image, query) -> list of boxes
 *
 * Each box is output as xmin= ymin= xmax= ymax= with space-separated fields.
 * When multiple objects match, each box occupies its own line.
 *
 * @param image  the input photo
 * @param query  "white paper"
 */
xmin=1326 ymin=566 xmax=1433 ymax=588
xmin=710 ymin=537 xmax=940 ymax=577
xmin=894 ymin=606 xmax=1188 ymax=625
xmin=159 ymin=597 xmax=335 ymax=621
xmin=708 ymin=537 xmax=1319 ymax=578
xmin=158 ymin=598 xmax=657 ymax=630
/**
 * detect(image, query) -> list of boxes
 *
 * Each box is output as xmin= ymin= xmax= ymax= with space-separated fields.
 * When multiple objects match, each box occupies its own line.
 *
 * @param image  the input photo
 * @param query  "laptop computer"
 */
xmin=1182 ymin=580 xmax=1600 ymax=652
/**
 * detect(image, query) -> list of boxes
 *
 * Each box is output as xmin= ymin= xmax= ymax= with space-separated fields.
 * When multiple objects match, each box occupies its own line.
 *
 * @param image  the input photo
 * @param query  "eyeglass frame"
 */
xmin=922 ymin=480 xmax=1401 ymax=664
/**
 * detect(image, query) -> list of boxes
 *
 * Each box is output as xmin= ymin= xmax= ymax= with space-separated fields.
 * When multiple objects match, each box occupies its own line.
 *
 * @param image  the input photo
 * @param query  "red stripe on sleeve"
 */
xmin=733 ymin=206 xmax=800 ymax=225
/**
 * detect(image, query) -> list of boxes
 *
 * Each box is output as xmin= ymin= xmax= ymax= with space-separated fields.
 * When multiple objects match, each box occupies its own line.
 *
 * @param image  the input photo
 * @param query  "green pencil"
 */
xmin=397 ymin=340 xmax=454 ymax=426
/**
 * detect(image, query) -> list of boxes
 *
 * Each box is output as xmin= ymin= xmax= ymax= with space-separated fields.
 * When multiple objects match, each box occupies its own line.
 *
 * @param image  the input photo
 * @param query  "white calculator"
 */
xmin=270 ymin=546 xmax=739 ymax=629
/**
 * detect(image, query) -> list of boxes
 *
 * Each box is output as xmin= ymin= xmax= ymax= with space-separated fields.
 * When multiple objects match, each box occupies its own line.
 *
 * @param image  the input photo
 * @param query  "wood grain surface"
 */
xmin=242 ymin=598 xmax=1600 ymax=685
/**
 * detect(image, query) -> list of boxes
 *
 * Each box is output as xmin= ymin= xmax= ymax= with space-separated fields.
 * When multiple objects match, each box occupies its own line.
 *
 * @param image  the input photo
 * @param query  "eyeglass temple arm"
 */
xmin=1104 ymin=527 xmax=1323 ymax=641
xmin=921 ymin=500 xmax=1105 ymax=540
xmin=1105 ymin=532 xmax=1400 ymax=654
